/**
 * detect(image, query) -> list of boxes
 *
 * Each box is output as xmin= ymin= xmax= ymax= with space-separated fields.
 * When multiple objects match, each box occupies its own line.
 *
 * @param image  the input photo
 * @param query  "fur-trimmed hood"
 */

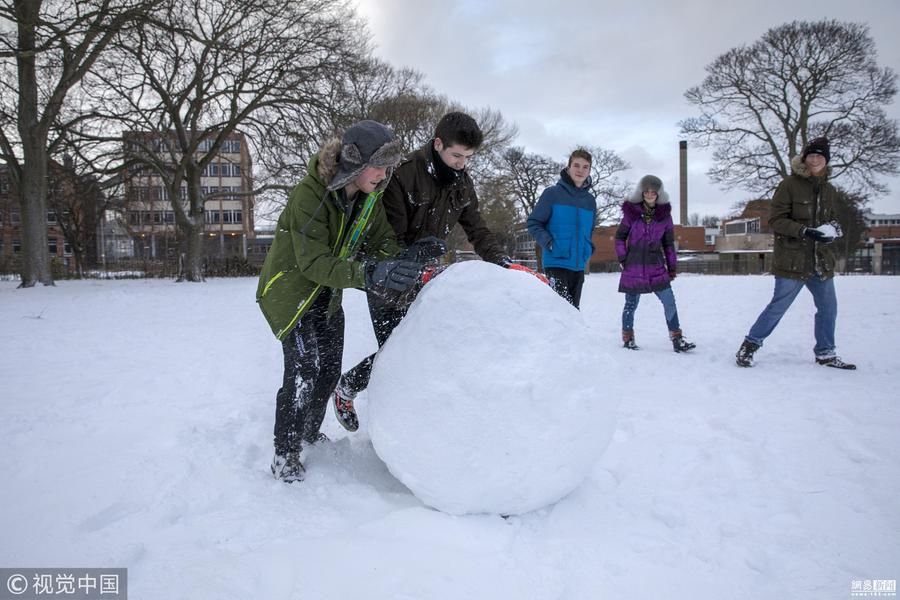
xmin=627 ymin=174 xmax=670 ymax=204
xmin=790 ymin=155 xmax=831 ymax=180
xmin=316 ymin=138 xmax=344 ymax=186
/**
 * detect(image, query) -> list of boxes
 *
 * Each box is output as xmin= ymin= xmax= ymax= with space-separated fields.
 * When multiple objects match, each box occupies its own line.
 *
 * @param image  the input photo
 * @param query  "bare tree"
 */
xmin=581 ymin=145 xmax=630 ymax=224
xmin=0 ymin=0 xmax=158 ymax=287
xmin=701 ymin=215 xmax=721 ymax=228
xmin=45 ymin=156 xmax=105 ymax=276
xmin=77 ymin=0 xmax=365 ymax=281
xmin=494 ymin=147 xmax=560 ymax=218
xmin=680 ymin=20 xmax=900 ymax=197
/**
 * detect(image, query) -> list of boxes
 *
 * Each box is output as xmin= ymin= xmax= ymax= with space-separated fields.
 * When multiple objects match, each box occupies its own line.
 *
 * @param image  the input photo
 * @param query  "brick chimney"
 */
xmin=679 ymin=141 xmax=688 ymax=226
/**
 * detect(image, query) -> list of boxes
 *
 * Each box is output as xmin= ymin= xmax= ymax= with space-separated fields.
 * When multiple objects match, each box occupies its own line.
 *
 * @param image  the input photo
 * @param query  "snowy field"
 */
xmin=1 ymin=273 xmax=898 ymax=600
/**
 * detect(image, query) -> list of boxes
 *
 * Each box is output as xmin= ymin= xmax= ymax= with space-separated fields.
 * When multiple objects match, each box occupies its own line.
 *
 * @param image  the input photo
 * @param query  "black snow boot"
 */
xmin=271 ymin=452 xmax=305 ymax=483
xmin=622 ymin=330 xmax=638 ymax=350
xmin=735 ymin=340 xmax=759 ymax=367
xmin=670 ymin=329 xmax=696 ymax=353
xmin=815 ymin=356 xmax=857 ymax=370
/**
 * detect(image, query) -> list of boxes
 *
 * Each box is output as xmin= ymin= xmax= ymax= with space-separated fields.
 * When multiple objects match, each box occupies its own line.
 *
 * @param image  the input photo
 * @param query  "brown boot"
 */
xmin=622 ymin=330 xmax=638 ymax=350
xmin=670 ymin=329 xmax=696 ymax=353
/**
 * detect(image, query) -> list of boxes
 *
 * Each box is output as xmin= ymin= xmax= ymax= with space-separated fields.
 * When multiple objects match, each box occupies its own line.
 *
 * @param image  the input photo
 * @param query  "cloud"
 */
xmin=353 ymin=0 xmax=900 ymax=214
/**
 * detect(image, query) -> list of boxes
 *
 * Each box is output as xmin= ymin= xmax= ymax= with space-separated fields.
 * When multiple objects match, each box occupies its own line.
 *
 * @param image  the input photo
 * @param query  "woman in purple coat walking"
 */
xmin=615 ymin=175 xmax=695 ymax=352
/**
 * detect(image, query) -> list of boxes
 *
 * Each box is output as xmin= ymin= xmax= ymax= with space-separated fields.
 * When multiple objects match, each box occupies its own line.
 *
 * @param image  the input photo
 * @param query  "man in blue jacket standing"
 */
xmin=527 ymin=149 xmax=597 ymax=308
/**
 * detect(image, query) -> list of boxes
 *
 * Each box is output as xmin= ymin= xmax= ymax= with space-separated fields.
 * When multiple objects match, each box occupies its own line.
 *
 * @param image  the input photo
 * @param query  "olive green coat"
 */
xmin=769 ymin=156 xmax=838 ymax=280
xmin=256 ymin=139 xmax=401 ymax=340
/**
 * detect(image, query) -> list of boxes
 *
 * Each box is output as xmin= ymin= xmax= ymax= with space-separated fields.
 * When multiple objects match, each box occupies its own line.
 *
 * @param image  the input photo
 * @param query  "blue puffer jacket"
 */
xmin=527 ymin=170 xmax=597 ymax=271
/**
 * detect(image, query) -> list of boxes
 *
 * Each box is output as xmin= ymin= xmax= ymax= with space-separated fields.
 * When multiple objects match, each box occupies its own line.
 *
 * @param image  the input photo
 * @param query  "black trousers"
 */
xmin=273 ymin=292 xmax=344 ymax=455
xmin=545 ymin=267 xmax=585 ymax=308
xmin=338 ymin=291 xmax=407 ymax=396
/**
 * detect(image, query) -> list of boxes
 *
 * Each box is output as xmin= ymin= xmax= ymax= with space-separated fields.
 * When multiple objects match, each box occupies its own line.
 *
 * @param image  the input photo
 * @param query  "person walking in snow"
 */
xmin=256 ymin=120 xmax=425 ymax=483
xmin=330 ymin=111 xmax=525 ymax=433
xmin=615 ymin=175 xmax=695 ymax=353
xmin=735 ymin=137 xmax=855 ymax=369
xmin=527 ymin=148 xmax=597 ymax=308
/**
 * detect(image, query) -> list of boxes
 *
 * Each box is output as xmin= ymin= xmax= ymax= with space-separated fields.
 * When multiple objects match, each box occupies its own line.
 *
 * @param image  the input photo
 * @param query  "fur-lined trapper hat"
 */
xmin=628 ymin=174 xmax=670 ymax=204
xmin=326 ymin=120 xmax=402 ymax=191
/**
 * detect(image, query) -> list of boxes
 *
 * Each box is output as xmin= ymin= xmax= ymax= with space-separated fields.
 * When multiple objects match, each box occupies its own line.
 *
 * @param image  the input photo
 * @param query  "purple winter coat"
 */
xmin=615 ymin=188 xmax=677 ymax=294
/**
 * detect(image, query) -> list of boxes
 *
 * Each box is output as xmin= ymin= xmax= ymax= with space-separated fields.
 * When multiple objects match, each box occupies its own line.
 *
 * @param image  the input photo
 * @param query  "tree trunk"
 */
xmin=178 ymin=223 xmax=205 ymax=282
xmin=16 ymin=0 xmax=53 ymax=287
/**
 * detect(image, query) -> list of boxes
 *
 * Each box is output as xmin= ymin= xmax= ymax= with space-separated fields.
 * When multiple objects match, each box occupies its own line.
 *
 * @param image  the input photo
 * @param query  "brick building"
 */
xmin=0 ymin=163 xmax=79 ymax=275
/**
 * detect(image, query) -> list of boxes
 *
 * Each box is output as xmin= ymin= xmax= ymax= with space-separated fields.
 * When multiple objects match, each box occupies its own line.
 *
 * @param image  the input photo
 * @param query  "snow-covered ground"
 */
xmin=1 ymin=273 xmax=897 ymax=600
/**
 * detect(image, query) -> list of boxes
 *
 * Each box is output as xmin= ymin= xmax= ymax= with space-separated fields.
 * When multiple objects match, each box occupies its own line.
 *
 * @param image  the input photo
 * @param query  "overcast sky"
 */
xmin=352 ymin=0 xmax=900 ymax=221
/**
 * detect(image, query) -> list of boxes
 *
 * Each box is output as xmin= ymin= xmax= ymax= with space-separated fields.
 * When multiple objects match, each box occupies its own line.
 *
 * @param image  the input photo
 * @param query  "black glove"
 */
xmin=400 ymin=236 xmax=447 ymax=263
xmin=802 ymin=226 xmax=834 ymax=244
xmin=365 ymin=259 xmax=422 ymax=294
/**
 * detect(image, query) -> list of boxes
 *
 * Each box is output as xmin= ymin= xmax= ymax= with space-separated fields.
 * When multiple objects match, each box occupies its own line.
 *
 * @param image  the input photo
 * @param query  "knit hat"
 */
xmin=801 ymin=137 xmax=830 ymax=163
xmin=327 ymin=120 xmax=403 ymax=191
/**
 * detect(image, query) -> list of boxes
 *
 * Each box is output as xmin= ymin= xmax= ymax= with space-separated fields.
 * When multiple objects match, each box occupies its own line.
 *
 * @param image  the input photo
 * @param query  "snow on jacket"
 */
xmin=769 ymin=155 xmax=838 ymax=280
xmin=381 ymin=143 xmax=507 ymax=265
xmin=615 ymin=182 xmax=677 ymax=294
xmin=527 ymin=169 xmax=597 ymax=272
xmin=256 ymin=139 xmax=401 ymax=340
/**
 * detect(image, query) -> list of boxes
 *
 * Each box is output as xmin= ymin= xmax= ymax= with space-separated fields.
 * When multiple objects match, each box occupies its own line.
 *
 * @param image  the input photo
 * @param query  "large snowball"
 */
xmin=367 ymin=261 xmax=617 ymax=515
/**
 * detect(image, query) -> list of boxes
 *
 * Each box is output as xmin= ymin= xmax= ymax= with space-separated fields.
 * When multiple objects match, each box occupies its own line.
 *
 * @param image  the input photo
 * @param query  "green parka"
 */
xmin=769 ymin=155 xmax=838 ymax=280
xmin=256 ymin=139 xmax=401 ymax=340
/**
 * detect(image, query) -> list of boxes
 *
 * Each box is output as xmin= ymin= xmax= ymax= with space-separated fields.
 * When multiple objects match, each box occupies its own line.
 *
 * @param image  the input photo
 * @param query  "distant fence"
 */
xmin=0 ymin=256 xmax=259 ymax=280
xmin=590 ymin=255 xmax=887 ymax=276
xmin=0 ymin=254 xmax=893 ymax=281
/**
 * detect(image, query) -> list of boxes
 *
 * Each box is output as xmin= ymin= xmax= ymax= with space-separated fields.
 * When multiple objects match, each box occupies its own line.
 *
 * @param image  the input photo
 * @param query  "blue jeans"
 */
xmin=622 ymin=288 xmax=680 ymax=332
xmin=746 ymin=276 xmax=837 ymax=357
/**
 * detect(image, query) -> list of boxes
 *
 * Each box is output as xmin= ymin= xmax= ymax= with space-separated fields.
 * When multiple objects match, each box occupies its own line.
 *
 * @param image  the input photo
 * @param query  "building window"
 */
xmin=223 ymin=139 xmax=241 ymax=154
xmin=47 ymin=210 xmax=57 ymax=224
xmin=724 ymin=219 xmax=760 ymax=235
xmin=231 ymin=164 xmax=241 ymax=176
xmin=164 ymin=211 xmax=174 ymax=224
xmin=153 ymin=211 xmax=162 ymax=223
xmin=129 ymin=211 xmax=139 ymax=225
xmin=11 ymin=211 xmax=19 ymax=225
xmin=63 ymin=241 xmax=72 ymax=256
xmin=49 ymin=238 xmax=58 ymax=255
xmin=129 ymin=186 xmax=149 ymax=202
xmin=142 ymin=211 xmax=152 ymax=224
xmin=233 ymin=210 xmax=242 ymax=223
xmin=13 ymin=239 xmax=21 ymax=253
